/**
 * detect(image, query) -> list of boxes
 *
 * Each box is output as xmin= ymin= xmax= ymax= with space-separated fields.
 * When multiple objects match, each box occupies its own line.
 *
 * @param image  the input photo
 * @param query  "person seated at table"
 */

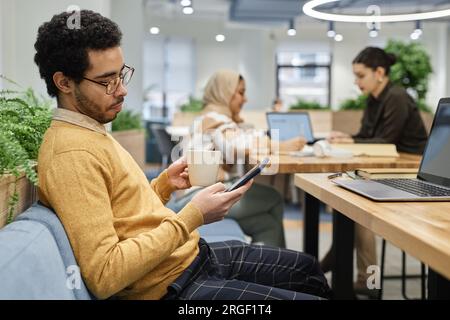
xmin=272 ymin=97 xmax=284 ymax=112
xmin=328 ymin=46 xmax=428 ymax=152
xmin=169 ymin=69 xmax=306 ymax=248
xmin=324 ymin=46 xmax=428 ymax=298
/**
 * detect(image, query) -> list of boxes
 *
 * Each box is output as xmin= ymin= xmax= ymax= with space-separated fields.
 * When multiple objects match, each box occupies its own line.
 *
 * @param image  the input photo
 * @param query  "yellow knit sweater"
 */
xmin=38 ymin=110 xmax=203 ymax=300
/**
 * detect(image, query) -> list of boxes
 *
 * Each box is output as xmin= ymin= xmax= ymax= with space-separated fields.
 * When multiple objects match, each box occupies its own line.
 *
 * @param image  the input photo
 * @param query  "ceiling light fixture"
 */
xmin=411 ymin=21 xmax=423 ymax=40
xmin=414 ymin=20 xmax=423 ymax=36
xmin=303 ymin=0 xmax=450 ymax=23
xmin=182 ymin=6 xmax=194 ymax=15
xmin=369 ymin=29 xmax=378 ymax=38
xmin=369 ymin=25 xmax=378 ymax=38
xmin=215 ymin=34 xmax=225 ymax=42
xmin=410 ymin=31 xmax=420 ymax=40
xmin=287 ymin=19 xmax=296 ymax=36
xmin=334 ymin=33 xmax=343 ymax=42
xmin=149 ymin=27 xmax=160 ymax=35
xmin=327 ymin=21 xmax=336 ymax=38
xmin=180 ymin=0 xmax=191 ymax=7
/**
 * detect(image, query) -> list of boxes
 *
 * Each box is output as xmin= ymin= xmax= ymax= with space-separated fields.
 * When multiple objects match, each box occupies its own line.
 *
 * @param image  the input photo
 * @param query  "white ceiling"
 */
xmin=143 ymin=0 xmax=450 ymax=24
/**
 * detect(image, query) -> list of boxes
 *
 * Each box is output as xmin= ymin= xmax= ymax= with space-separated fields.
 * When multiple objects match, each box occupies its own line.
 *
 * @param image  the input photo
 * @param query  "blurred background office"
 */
xmin=2 ymin=0 xmax=450 ymax=299
xmin=2 ymin=0 xmax=450 ymax=116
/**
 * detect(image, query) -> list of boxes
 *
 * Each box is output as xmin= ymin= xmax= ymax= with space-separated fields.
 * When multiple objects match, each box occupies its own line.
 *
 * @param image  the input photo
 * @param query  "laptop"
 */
xmin=266 ymin=112 xmax=321 ymax=144
xmin=333 ymin=98 xmax=450 ymax=201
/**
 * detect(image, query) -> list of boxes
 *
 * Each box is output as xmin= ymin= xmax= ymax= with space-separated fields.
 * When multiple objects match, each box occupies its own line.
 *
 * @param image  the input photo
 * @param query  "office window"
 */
xmin=143 ymin=37 xmax=195 ymax=120
xmin=276 ymin=51 xmax=331 ymax=109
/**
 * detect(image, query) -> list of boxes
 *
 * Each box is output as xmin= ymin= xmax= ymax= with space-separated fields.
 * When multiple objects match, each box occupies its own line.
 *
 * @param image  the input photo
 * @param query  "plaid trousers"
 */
xmin=163 ymin=239 xmax=331 ymax=300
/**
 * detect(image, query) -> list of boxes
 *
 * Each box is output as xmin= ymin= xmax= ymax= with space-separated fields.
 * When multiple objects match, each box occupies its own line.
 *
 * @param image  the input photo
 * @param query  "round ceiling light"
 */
xmin=215 ymin=34 xmax=226 ymax=42
xmin=303 ymin=0 xmax=450 ymax=23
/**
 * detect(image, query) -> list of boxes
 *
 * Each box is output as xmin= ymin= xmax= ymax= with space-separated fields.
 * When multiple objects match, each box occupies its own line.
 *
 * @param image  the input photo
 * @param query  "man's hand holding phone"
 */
xmin=191 ymin=180 xmax=253 ymax=225
xmin=190 ymin=158 xmax=269 ymax=225
xmin=225 ymin=158 xmax=270 ymax=192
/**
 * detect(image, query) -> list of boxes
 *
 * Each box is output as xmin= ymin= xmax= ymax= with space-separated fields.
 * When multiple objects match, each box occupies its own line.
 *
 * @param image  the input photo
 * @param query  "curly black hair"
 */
xmin=34 ymin=10 xmax=122 ymax=97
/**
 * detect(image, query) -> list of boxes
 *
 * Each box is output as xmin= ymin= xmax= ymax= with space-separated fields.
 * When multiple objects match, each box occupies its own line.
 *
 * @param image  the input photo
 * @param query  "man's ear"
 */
xmin=53 ymin=72 xmax=73 ymax=94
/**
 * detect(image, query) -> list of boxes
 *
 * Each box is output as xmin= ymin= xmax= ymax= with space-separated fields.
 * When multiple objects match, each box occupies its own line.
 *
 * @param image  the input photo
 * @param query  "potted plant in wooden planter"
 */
xmin=0 ymin=79 xmax=52 ymax=227
xmin=172 ymin=97 xmax=203 ymax=126
xmin=111 ymin=110 xmax=146 ymax=169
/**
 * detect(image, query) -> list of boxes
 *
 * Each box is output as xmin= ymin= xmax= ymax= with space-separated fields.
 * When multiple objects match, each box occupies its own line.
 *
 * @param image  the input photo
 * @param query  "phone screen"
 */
xmin=225 ymin=158 xmax=270 ymax=192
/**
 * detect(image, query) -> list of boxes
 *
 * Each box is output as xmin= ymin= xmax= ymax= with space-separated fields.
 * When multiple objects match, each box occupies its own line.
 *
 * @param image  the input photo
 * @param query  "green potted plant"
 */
xmin=111 ymin=110 xmax=146 ymax=169
xmin=0 ymin=76 xmax=52 ymax=226
xmin=172 ymin=96 xmax=204 ymax=127
xmin=385 ymin=39 xmax=433 ymax=113
xmin=289 ymin=98 xmax=330 ymax=111
xmin=338 ymin=95 xmax=368 ymax=111
xmin=179 ymin=96 xmax=203 ymax=113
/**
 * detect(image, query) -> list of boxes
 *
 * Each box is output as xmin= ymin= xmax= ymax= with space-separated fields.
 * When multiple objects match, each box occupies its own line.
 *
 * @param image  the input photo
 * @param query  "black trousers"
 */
xmin=164 ymin=239 xmax=331 ymax=300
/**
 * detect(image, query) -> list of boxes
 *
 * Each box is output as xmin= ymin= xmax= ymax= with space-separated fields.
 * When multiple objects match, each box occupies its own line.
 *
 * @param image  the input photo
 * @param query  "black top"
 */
xmin=353 ymin=82 xmax=428 ymax=154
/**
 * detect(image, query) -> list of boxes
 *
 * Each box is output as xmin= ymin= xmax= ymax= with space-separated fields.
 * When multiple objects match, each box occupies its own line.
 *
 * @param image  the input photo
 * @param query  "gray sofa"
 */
xmin=0 ymin=203 xmax=246 ymax=300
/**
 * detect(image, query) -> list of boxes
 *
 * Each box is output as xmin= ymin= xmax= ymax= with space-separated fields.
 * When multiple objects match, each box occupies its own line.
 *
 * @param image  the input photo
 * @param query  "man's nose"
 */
xmin=114 ymin=80 xmax=128 ymax=97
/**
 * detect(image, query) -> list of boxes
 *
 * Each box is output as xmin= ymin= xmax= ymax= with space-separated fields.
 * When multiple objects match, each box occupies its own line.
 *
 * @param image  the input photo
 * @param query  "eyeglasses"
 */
xmin=83 ymin=64 xmax=135 ymax=95
xmin=327 ymin=171 xmax=359 ymax=180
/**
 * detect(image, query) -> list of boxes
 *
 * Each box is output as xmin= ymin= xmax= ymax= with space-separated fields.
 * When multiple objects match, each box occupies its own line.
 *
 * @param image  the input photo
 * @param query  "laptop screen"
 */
xmin=266 ymin=112 xmax=314 ymax=143
xmin=418 ymin=99 xmax=450 ymax=187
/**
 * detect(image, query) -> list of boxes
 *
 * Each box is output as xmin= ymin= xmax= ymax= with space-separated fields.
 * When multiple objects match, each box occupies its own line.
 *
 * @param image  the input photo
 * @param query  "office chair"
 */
xmin=150 ymin=124 xmax=176 ymax=169
xmin=378 ymin=239 xmax=427 ymax=300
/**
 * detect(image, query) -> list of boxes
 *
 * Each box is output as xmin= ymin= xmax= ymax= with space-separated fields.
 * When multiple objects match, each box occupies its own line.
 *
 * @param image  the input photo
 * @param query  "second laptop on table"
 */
xmin=333 ymin=97 xmax=450 ymax=201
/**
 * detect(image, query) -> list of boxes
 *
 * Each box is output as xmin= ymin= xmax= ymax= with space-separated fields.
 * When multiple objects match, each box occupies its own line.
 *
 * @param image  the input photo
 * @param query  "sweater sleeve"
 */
xmin=150 ymin=170 xmax=176 ymax=204
xmin=41 ymin=150 xmax=203 ymax=299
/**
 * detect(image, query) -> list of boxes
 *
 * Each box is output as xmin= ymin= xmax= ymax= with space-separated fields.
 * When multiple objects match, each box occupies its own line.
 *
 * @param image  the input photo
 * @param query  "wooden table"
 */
xmin=252 ymin=152 xmax=422 ymax=261
xmin=295 ymin=173 xmax=450 ymax=299
xmin=251 ymin=153 xmax=421 ymax=174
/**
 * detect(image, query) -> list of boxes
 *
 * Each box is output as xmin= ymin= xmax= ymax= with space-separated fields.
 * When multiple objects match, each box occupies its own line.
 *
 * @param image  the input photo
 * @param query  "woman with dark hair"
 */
xmin=329 ymin=46 xmax=428 ymax=153
xmin=324 ymin=47 xmax=428 ymax=298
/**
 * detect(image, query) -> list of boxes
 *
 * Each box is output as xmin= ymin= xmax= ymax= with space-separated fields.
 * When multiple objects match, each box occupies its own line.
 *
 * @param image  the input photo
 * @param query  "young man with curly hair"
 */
xmin=34 ymin=10 xmax=330 ymax=300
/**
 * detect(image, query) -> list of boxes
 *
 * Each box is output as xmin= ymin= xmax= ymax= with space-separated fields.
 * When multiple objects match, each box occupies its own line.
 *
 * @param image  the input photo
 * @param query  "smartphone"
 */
xmin=225 ymin=158 xmax=270 ymax=192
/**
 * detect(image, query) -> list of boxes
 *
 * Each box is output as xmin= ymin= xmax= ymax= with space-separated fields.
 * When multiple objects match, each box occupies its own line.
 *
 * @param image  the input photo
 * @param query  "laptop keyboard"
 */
xmin=376 ymin=179 xmax=450 ymax=197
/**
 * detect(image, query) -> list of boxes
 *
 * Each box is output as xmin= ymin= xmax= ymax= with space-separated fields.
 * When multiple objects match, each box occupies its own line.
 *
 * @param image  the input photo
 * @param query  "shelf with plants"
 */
xmin=289 ymin=98 xmax=330 ymax=111
xmin=179 ymin=97 xmax=203 ymax=113
xmin=0 ymin=76 xmax=52 ymax=227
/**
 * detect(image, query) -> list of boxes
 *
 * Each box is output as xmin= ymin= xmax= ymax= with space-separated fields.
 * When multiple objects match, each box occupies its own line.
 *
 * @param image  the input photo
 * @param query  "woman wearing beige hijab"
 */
xmin=195 ymin=70 xmax=304 ymax=159
xmin=173 ymin=70 xmax=305 ymax=247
